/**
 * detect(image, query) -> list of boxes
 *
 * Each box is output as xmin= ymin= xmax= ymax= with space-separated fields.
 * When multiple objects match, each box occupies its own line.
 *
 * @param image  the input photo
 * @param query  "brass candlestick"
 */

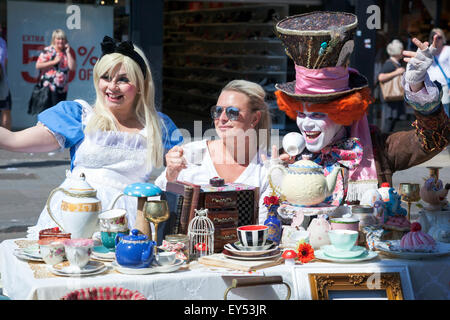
xmin=398 ymin=183 xmax=421 ymax=221
xmin=143 ymin=200 xmax=170 ymax=248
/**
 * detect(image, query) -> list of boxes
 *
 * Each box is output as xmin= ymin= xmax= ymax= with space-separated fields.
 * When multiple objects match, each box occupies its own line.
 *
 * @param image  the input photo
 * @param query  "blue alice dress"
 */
xmin=26 ymin=99 xmax=182 ymax=239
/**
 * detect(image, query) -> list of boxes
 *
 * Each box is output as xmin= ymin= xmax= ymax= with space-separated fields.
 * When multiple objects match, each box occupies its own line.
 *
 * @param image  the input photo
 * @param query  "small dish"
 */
xmin=93 ymin=245 xmax=116 ymax=259
xmin=13 ymin=249 xmax=44 ymax=262
xmin=321 ymin=245 xmax=367 ymax=259
xmin=49 ymin=265 xmax=108 ymax=277
xmin=222 ymin=249 xmax=281 ymax=261
xmin=22 ymin=244 xmax=42 ymax=259
xmin=233 ymin=240 xmax=274 ymax=251
xmin=224 ymin=243 xmax=278 ymax=257
xmin=112 ymin=259 xmax=184 ymax=275
xmin=314 ymin=250 xmax=378 ymax=263
xmin=51 ymin=260 xmax=106 ymax=275
xmin=375 ymin=241 xmax=450 ymax=260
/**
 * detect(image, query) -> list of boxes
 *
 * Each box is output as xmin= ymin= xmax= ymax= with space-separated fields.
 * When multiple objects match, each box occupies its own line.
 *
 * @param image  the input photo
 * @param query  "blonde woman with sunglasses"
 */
xmin=155 ymin=79 xmax=276 ymax=224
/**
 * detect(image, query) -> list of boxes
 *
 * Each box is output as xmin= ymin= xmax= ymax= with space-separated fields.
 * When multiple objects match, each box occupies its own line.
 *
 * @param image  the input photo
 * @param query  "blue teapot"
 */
xmin=115 ymin=229 xmax=156 ymax=268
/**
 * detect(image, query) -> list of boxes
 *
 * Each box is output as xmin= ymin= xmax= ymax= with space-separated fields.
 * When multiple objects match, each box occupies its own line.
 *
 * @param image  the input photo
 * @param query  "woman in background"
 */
xmin=34 ymin=29 xmax=76 ymax=112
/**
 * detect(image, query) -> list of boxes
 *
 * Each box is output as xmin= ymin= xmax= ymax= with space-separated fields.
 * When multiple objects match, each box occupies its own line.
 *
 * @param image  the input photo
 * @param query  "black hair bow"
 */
xmin=100 ymin=36 xmax=147 ymax=79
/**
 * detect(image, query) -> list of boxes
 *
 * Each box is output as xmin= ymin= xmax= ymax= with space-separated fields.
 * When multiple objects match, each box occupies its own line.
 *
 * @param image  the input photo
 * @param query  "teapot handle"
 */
xmin=109 ymin=193 xmax=125 ymax=211
xmin=45 ymin=187 xmax=66 ymax=232
xmin=268 ymin=165 xmax=287 ymax=197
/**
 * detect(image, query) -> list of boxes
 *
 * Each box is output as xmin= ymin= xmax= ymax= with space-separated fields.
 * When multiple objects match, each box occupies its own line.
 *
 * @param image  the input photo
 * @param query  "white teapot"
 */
xmin=46 ymin=172 xmax=101 ymax=239
xmin=268 ymin=158 xmax=342 ymax=206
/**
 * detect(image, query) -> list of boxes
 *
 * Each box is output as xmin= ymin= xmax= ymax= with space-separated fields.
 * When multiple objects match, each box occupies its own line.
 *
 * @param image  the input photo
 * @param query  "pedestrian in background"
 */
xmin=378 ymin=39 xmax=406 ymax=132
xmin=0 ymin=24 xmax=12 ymax=130
xmin=35 ymin=29 xmax=76 ymax=110
xmin=427 ymin=28 xmax=450 ymax=117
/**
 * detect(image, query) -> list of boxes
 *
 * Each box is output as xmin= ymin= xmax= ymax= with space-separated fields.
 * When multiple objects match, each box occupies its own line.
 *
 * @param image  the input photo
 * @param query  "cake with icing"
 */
xmin=39 ymin=227 xmax=71 ymax=240
xmin=400 ymin=222 xmax=436 ymax=252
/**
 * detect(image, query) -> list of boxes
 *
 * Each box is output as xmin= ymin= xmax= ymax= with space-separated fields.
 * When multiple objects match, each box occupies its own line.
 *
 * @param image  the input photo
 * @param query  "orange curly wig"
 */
xmin=274 ymin=88 xmax=374 ymax=126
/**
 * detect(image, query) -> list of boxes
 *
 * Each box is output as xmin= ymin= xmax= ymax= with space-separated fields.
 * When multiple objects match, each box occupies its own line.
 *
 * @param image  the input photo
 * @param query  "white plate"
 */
xmin=222 ymin=249 xmax=282 ymax=261
xmin=233 ymin=240 xmax=275 ymax=251
xmin=13 ymin=249 xmax=44 ymax=262
xmin=93 ymin=246 xmax=116 ymax=259
xmin=376 ymin=241 xmax=450 ymax=260
xmin=321 ymin=245 xmax=367 ymax=259
xmin=315 ymin=250 xmax=378 ymax=263
xmin=22 ymin=244 xmax=42 ymax=259
xmin=49 ymin=265 xmax=108 ymax=277
xmin=112 ymin=259 xmax=184 ymax=275
xmin=91 ymin=253 xmax=115 ymax=262
xmin=51 ymin=261 xmax=106 ymax=275
xmin=224 ymin=243 xmax=279 ymax=257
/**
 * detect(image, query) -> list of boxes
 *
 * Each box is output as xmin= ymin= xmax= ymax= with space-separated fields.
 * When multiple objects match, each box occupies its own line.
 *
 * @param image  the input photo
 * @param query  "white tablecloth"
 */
xmin=0 ymin=239 xmax=449 ymax=300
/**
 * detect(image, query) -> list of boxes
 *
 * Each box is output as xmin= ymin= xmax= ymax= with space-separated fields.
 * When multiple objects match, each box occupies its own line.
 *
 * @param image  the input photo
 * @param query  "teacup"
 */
xmin=64 ymin=239 xmax=94 ymax=271
xmin=328 ymin=229 xmax=359 ymax=251
xmin=282 ymin=132 xmax=305 ymax=157
xmin=38 ymin=238 xmax=66 ymax=265
xmin=155 ymin=251 xmax=176 ymax=266
xmin=99 ymin=209 xmax=128 ymax=232
xmin=100 ymin=230 xmax=128 ymax=251
xmin=237 ymin=225 xmax=269 ymax=247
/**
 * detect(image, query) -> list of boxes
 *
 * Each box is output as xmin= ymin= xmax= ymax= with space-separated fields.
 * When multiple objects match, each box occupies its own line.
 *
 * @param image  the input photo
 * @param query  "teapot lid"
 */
xmin=67 ymin=173 xmax=96 ymax=195
xmin=121 ymin=229 xmax=149 ymax=242
xmin=289 ymin=159 xmax=323 ymax=173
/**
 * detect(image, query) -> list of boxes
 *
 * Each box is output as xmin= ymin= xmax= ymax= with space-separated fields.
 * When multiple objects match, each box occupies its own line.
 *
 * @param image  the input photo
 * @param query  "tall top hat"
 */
xmin=274 ymin=11 xmax=368 ymax=103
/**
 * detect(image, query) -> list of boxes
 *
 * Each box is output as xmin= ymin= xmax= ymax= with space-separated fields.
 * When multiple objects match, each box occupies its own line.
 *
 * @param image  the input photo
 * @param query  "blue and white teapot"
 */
xmin=115 ymin=229 xmax=156 ymax=268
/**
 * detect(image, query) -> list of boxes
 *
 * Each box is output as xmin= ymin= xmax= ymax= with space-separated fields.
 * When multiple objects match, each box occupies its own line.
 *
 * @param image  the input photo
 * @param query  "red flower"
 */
xmin=263 ymin=195 xmax=280 ymax=206
xmin=296 ymin=242 xmax=315 ymax=264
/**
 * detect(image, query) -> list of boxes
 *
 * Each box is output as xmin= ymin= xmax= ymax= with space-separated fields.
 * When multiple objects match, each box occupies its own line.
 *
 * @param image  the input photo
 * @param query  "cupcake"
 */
xmin=400 ymin=222 xmax=436 ymax=252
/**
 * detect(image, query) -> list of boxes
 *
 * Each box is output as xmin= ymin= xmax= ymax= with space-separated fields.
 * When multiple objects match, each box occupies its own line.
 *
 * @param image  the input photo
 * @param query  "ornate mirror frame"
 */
xmin=308 ymin=272 xmax=403 ymax=300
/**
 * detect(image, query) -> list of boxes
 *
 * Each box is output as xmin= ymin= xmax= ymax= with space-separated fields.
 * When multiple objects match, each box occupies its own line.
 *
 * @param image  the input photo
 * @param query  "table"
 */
xmin=0 ymin=239 xmax=449 ymax=300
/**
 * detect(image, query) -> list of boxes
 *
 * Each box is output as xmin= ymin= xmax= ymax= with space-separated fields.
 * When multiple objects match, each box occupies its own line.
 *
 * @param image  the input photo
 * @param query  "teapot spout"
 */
xmin=325 ymin=165 xmax=342 ymax=198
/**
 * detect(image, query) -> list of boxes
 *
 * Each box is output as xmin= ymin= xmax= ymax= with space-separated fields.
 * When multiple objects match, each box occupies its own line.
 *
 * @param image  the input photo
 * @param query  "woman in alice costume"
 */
xmin=0 ymin=36 xmax=182 ymax=239
xmin=155 ymin=79 xmax=274 ymax=224
xmin=271 ymin=12 xmax=449 ymax=208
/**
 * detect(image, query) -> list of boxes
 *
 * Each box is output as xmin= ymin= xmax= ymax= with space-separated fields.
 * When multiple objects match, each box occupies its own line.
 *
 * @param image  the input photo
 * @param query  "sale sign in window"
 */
xmin=7 ymin=1 xmax=113 ymax=128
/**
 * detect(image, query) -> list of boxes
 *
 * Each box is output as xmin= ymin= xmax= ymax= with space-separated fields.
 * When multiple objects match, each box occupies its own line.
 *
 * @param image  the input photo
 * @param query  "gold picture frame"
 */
xmin=308 ymin=272 xmax=403 ymax=300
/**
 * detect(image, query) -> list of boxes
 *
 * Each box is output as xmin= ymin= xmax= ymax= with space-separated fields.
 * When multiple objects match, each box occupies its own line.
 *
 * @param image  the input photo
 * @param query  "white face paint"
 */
xmin=296 ymin=111 xmax=343 ymax=153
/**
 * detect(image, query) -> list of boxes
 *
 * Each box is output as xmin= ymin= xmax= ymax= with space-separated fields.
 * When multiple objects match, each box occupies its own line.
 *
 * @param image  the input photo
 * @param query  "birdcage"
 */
xmin=188 ymin=208 xmax=215 ymax=259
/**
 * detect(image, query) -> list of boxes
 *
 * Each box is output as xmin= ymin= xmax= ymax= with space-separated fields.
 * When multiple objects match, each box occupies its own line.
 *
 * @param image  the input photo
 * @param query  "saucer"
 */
xmin=49 ymin=261 xmax=108 ymax=277
xmin=233 ymin=240 xmax=274 ymax=251
xmin=321 ymin=245 xmax=367 ymax=259
xmin=22 ymin=244 xmax=42 ymax=259
xmin=93 ymin=246 xmax=116 ymax=259
xmin=315 ymin=250 xmax=378 ymax=263
xmin=13 ymin=249 xmax=43 ymax=262
xmin=52 ymin=260 xmax=106 ymax=274
xmin=224 ymin=243 xmax=278 ymax=257
xmin=112 ymin=259 xmax=184 ymax=275
xmin=222 ymin=249 xmax=281 ymax=261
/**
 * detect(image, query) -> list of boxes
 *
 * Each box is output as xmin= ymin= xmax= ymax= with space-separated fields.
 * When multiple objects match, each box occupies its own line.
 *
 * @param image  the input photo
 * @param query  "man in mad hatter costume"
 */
xmin=272 ymin=12 xmax=449 ymax=206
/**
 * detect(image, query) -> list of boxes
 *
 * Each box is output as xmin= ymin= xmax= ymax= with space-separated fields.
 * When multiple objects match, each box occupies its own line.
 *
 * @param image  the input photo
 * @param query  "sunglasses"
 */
xmin=210 ymin=105 xmax=241 ymax=121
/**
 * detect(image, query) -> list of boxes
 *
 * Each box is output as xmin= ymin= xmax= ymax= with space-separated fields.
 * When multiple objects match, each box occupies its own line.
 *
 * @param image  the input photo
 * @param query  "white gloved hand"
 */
xmin=404 ymin=45 xmax=437 ymax=84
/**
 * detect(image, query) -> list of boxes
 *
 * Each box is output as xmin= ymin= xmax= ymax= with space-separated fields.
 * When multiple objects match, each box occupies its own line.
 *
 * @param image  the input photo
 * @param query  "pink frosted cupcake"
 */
xmin=400 ymin=222 xmax=436 ymax=252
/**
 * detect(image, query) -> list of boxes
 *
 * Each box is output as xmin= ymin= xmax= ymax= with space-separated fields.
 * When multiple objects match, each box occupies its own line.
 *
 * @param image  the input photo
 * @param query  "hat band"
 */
xmin=295 ymin=65 xmax=350 ymax=95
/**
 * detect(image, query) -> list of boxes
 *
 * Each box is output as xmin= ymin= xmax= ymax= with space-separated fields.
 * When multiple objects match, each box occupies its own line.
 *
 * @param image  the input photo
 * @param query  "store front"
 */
xmin=0 ymin=0 xmax=133 ymax=129
xmin=2 ymin=0 xmax=446 ymax=131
